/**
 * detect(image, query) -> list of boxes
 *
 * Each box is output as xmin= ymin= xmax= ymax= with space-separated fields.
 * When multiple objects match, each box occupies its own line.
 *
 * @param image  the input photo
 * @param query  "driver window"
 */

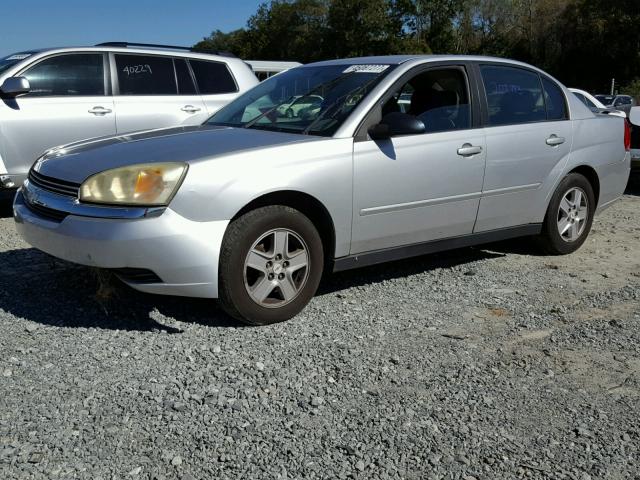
xmin=382 ymin=68 xmax=471 ymax=133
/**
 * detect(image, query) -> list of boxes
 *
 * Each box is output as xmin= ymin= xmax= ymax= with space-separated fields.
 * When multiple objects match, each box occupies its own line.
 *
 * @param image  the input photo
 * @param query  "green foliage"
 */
xmin=196 ymin=0 xmax=640 ymax=92
xmin=622 ymin=79 xmax=640 ymax=101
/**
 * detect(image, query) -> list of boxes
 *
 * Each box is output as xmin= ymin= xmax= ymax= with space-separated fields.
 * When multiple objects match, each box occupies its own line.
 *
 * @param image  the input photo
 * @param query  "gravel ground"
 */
xmin=0 ymin=175 xmax=639 ymax=480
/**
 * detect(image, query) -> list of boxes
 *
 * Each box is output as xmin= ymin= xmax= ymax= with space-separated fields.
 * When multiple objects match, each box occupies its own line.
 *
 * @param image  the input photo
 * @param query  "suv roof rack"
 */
xmin=95 ymin=42 xmax=236 ymax=57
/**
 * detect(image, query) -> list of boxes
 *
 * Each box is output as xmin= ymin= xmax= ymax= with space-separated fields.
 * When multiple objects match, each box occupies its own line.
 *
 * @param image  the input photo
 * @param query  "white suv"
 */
xmin=0 ymin=42 xmax=258 ymax=189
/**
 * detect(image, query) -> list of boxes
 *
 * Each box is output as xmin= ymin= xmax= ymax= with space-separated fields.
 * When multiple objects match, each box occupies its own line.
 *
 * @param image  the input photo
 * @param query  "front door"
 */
xmin=1 ymin=53 xmax=116 ymax=177
xmin=351 ymin=65 xmax=486 ymax=254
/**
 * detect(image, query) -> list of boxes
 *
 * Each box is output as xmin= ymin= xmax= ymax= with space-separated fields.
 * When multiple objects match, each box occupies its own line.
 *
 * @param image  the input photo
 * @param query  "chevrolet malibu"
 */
xmin=14 ymin=56 xmax=631 ymax=325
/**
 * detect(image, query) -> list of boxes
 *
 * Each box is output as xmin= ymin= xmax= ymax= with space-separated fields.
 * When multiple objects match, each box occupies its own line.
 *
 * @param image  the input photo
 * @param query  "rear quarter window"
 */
xmin=541 ymin=77 xmax=568 ymax=120
xmin=480 ymin=65 xmax=546 ymax=126
xmin=189 ymin=60 xmax=237 ymax=95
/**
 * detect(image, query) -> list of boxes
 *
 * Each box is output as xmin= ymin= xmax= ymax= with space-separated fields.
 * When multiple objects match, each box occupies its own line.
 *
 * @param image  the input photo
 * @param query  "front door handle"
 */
xmin=88 ymin=106 xmax=112 ymax=116
xmin=181 ymin=105 xmax=202 ymax=113
xmin=546 ymin=134 xmax=566 ymax=146
xmin=457 ymin=143 xmax=483 ymax=157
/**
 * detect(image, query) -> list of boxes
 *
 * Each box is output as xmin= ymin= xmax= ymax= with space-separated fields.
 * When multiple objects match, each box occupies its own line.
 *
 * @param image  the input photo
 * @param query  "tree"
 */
xmin=194 ymin=29 xmax=249 ymax=57
xmin=194 ymin=0 xmax=640 ymax=94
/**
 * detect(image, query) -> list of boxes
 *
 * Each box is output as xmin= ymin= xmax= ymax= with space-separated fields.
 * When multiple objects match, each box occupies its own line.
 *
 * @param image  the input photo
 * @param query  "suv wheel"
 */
xmin=218 ymin=206 xmax=324 ymax=325
xmin=538 ymin=173 xmax=595 ymax=255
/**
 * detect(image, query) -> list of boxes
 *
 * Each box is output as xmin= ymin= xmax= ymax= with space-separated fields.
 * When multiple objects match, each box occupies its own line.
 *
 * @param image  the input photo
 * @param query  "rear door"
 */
xmin=111 ymin=53 xmax=208 ymax=133
xmin=189 ymin=59 xmax=240 ymax=116
xmin=0 ymin=52 xmax=115 ymax=178
xmin=474 ymin=64 xmax=573 ymax=232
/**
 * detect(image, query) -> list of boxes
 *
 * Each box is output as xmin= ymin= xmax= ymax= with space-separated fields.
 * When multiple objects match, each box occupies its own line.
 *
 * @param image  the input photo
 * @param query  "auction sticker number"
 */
xmin=343 ymin=64 xmax=389 ymax=74
xmin=122 ymin=64 xmax=153 ymax=76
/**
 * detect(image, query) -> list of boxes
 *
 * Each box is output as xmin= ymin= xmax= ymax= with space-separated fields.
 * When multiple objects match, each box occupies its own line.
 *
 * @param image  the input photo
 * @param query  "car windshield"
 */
xmin=595 ymin=95 xmax=614 ymax=106
xmin=0 ymin=51 xmax=35 ymax=75
xmin=207 ymin=64 xmax=395 ymax=136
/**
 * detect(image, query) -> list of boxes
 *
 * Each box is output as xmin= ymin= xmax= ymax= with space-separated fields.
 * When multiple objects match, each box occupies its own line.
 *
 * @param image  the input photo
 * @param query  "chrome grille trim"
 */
xmin=28 ymin=170 xmax=80 ymax=197
xmin=20 ymin=181 xmax=163 ymax=220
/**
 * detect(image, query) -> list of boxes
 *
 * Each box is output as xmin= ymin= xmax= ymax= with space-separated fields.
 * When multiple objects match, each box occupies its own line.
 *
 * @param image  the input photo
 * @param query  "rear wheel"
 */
xmin=218 ymin=205 xmax=324 ymax=325
xmin=538 ymin=173 xmax=595 ymax=255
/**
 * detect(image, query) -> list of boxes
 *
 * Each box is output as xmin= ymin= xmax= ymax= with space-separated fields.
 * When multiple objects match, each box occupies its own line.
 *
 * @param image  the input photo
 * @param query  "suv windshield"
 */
xmin=0 ymin=51 xmax=36 ymax=76
xmin=207 ymin=64 xmax=395 ymax=136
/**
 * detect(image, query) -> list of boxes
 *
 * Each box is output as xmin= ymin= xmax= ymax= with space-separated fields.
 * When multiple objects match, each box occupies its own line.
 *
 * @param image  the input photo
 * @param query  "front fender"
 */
xmin=170 ymin=137 xmax=354 ymax=257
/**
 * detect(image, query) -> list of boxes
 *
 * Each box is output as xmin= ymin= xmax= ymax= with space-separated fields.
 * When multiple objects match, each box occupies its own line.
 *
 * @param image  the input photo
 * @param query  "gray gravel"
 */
xmin=1 ymin=176 xmax=639 ymax=480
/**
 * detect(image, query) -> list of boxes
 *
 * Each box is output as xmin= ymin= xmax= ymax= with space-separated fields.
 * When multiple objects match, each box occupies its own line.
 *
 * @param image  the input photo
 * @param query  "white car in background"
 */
xmin=570 ymin=89 xmax=626 ymax=118
xmin=0 ymin=42 xmax=258 ymax=190
xmin=246 ymin=60 xmax=302 ymax=81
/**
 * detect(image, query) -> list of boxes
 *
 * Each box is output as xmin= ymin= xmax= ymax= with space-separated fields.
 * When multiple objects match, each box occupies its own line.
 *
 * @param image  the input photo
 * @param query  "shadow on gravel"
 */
xmin=320 ymin=247 xmax=506 ymax=294
xmin=0 ymin=190 xmax=15 ymax=218
xmin=1 ymin=245 xmax=505 ymax=330
xmin=0 ymin=248 xmax=240 ymax=331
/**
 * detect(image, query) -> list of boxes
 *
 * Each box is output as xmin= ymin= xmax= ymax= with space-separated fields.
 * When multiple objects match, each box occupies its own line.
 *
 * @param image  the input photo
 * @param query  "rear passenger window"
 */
xmin=22 ymin=54 xmax=105 ymax=97
xmin=189 ymin=60 xmax=237 ymax=94
xmin=481 ymin=65 xmax=546 ymax=126
xmin=174 ymin=59 xmax=196 ymax=95
xmin=115 ymin=54 xmax=176 ymax=95
xmin=542 ymin=77 xmax=568 ymax=120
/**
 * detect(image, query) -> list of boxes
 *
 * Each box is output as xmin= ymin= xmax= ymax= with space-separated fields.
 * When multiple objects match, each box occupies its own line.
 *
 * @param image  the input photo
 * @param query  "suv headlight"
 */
xmin=79 ymin=163 xmax=188 ymax=206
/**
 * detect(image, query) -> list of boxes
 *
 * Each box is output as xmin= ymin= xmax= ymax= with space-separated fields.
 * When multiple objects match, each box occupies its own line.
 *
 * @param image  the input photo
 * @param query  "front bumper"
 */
xmin=14 ymin=189 xmax=228 ymax=298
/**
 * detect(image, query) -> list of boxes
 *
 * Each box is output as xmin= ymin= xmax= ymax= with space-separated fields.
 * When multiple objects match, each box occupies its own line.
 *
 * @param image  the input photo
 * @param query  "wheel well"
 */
xmin=232 ymin=191 xmax=336 ymax=261
xmin=569 ymin=165 xmax=600 ymax=206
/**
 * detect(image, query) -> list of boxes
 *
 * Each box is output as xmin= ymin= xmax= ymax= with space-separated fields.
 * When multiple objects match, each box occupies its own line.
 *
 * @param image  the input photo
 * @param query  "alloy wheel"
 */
xmin=243 ymin=228 xmax=310 ymax=308
xmin=557 ymin=187 xmax=588 ymax=242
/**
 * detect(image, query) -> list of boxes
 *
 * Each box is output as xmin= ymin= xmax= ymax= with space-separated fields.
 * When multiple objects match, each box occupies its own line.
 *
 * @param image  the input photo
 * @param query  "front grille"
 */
xmin=25 ymin=201 xmax=69 ymax=222
xmin=110 ymin=268 xmax=163 ymax=284
xmin=28 ymin=169 xmax=81 ymax=197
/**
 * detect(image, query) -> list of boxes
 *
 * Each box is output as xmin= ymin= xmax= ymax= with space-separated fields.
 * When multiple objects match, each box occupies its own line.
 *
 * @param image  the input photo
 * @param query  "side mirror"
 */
xmin=368 ymin=112 xmax=425 ymax=140
xmin=0 ymin=76 xmax=30 ymax=97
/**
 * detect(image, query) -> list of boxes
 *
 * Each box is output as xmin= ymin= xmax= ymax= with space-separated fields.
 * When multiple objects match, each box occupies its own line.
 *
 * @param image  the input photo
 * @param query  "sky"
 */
xmin=0 ymin=0 xmax=263 ymax=57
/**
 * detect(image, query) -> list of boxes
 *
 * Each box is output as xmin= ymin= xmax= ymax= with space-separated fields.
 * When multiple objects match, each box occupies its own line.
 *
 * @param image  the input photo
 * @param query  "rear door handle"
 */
xmin=181 ymin=105 xmax=202 ymax=113
xmin=88 ymin=106 xmax=112 ymax=116
xmin=457 ymin=143 xmax=483 ymax=157
xmin=546 ymin=134 xmax=565 ymax=146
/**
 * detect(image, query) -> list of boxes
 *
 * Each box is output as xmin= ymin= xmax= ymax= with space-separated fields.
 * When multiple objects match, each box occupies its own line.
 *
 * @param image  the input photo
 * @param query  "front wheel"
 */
xmin=218 ymin=206 xmax=324 ymax=325
xmin=538 ymin=173 xmax=595 ymax=255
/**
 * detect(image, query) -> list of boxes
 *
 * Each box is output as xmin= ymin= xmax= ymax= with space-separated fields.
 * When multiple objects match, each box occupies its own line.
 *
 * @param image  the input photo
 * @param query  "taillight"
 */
xmin=624 ymin=119 xmax=631 ymax=151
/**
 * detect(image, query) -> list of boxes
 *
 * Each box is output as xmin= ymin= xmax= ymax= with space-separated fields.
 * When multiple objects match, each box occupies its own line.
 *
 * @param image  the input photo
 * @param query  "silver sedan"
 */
xmin=14 ymin=55 xmax=631 ymax=325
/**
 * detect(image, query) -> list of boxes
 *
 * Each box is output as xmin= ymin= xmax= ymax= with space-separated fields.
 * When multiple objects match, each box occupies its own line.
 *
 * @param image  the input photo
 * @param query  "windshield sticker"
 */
xmin=343 ymin=64 xmax=389 ymax=74
xmin=5 ymin=54 xmax=31 ymax=61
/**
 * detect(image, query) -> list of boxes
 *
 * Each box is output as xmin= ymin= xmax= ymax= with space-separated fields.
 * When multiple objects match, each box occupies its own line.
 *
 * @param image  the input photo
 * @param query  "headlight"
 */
xmin=79 ymin=163 xmax=188 ymax=206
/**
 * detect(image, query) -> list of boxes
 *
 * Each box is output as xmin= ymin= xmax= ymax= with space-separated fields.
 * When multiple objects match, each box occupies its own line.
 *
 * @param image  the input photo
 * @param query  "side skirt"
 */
xmin=333 ymin=224 xmax=542 ymax=272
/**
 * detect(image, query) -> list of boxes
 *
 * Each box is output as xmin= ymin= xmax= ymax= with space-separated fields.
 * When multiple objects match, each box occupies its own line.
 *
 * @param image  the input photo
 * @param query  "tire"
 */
xmin=218 ymin=205 xmax=324 ymax=325
xmin=538 ymin=173 xmax=595 ymax=255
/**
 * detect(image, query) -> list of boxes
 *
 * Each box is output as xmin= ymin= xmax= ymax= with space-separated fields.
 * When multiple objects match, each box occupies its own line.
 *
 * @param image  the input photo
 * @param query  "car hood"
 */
xmin=34 ymin=125 xmax=326 ymax=184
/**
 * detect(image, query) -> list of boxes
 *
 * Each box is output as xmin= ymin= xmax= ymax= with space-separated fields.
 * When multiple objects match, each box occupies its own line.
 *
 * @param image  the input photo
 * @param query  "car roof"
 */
xmin=3 ymin=45 xmax=237 ymax=62
xmin=306 ymin=54 xmax=540 ymax=68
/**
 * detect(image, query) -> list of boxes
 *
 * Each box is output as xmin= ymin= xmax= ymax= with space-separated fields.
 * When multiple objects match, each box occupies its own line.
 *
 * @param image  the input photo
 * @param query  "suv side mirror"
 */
xmin=369 ymin=112 xmax=425 ymax=140
xmin=0 ymin=76 xmax=30 ymax=97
